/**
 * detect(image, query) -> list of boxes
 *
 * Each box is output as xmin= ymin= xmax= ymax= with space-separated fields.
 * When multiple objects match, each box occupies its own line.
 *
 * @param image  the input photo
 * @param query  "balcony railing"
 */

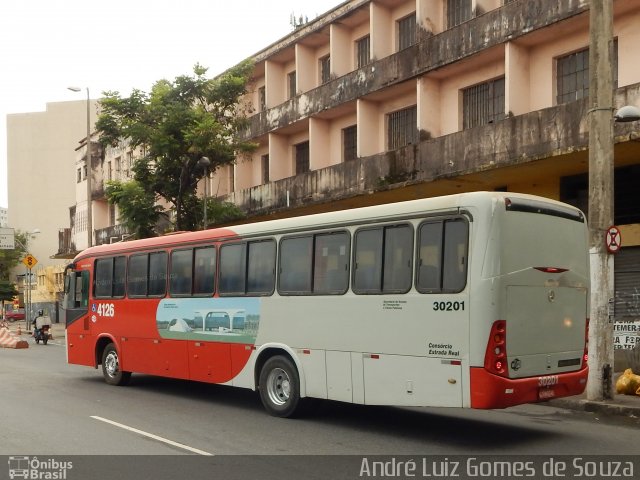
xmin=54 ymin=228 xmax=76 ymax=258
xmin=94 ymin=224 xmax=130 ymax=246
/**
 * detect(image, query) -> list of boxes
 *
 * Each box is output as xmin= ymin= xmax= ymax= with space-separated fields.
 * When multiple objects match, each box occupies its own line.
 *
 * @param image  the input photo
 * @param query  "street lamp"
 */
xmin=198 ymin=156 xmax=211 ymax=229
xmin=614 ymin=105 xmax=640 ymax=123
xmin=68 ymin=86 xmax=93 ymax=248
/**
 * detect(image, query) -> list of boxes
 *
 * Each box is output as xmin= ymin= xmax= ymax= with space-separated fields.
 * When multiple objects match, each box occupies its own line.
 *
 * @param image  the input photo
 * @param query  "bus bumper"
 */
xmin=470 ymin=366 xmax=588 ymax=409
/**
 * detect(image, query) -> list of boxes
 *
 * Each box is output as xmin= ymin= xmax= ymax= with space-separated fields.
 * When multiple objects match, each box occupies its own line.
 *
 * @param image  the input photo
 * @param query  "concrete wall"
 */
xmin=7 ymin=100 xmax=96 ymax=273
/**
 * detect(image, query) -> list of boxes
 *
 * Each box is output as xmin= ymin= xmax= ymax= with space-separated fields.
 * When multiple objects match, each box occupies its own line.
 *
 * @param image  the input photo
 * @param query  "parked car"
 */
xmin=5 ymin=310 xmax=25 ymax=322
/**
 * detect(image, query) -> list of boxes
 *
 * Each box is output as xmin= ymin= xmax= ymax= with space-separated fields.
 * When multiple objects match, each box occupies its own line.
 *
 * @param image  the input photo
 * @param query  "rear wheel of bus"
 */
xmin=258 ymin=355 xmax=304 ymax=418
xmin=101 ymin=343 xmax=131 ymax=386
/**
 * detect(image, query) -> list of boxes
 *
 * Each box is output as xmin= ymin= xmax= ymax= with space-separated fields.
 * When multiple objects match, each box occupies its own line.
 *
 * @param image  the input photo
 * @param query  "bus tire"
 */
xmin=101 ymin=343 xmax=131 ymax=386
xmin=259 ymin=355 xmax=303 ymax=418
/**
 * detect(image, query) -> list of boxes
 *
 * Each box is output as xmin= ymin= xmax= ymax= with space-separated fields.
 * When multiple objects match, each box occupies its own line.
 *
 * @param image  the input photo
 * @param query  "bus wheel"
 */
xmin=101 ymin=344 xmax=131 ymax=386
xmin=259 ymin=356 xmax=302 ymax=418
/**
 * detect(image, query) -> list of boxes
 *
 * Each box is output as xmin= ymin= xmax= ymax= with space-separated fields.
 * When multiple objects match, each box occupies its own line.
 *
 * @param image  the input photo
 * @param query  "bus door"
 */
xmin=63 ymin=268 xmax=94 ymax=366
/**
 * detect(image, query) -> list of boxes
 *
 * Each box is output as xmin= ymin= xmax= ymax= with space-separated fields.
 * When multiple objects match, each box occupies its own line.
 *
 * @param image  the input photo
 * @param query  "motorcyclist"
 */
xmin=32 ymin=310 xmax=44 ymax=337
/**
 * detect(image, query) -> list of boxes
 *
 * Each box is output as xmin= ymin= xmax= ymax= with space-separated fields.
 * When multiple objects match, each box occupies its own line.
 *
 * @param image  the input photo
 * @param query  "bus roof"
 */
xmin=73 ymin=191 xmax=581 ymax=261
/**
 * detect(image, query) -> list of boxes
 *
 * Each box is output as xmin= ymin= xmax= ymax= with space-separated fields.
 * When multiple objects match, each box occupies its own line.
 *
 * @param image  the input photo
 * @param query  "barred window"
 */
xmin=295 ymin=141 xmax=310 ymax=174
xmin=463 ymin=77 xmax=505 ymax=129
xmin=556 ymin=42 xmax=618 ymax=106
xmin=557 ymin=48 xmax=589 ymax=105
xmin=387 ymin=106 xmax=418 ymax=150
xmin=258 ymin=86 xmax=266 ymax=112
xmin=447 ymin=0 xmax=472 ymax=28
xmin=320 ymin=55 xmax=331 ymax=84
xmin=343 ymin=125 xmax=357 ymax=162
xmin=398 ymin=13 xmax=416 ymax=51
xmin=261 ymin=154 xmax=270 ymax=184
xmin=288 ymin=71 xmax=297 ymax=99
xmin=356 ymin=35 xmax=370 ymax=69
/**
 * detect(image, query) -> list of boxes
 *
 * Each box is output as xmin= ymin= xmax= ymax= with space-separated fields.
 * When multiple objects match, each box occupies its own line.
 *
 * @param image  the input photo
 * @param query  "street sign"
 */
xmin=605 ymin=225 xmax=622 ymax=254
xmin=22 ymin=254 xmax=38 ymax=268
xmin=0 ymin=227 xmax=15 ymax=249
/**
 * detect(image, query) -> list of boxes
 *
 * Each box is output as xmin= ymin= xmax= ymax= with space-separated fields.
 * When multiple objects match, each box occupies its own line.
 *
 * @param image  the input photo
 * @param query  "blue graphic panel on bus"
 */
xmin=156 ymin=298 xmax=260 ymax=344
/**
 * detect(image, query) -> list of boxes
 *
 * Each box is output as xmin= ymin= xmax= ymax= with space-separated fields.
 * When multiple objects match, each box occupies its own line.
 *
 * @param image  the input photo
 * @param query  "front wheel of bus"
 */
xmin=101 ymin=344 xmax=131 ymax=386
xmin=259 ymin=356 xmax=302 ymax=418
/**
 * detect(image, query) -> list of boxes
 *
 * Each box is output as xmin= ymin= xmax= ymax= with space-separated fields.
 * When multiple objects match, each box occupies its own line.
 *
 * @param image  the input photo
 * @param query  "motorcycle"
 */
xmin=33 ymin=324 xmax=50 ymax=345
xmin=33 ymin=315 xmax=52 ymax=345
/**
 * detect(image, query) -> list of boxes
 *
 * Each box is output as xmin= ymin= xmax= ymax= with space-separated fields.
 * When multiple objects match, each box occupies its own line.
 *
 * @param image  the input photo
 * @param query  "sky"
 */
xmin=0 ymin=0 xmax=342 ymax=208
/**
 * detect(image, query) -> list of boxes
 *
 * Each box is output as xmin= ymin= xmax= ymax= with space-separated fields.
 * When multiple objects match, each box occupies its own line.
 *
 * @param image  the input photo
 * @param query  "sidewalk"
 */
xmin=548 ymin=389 xmax=640 ymax=418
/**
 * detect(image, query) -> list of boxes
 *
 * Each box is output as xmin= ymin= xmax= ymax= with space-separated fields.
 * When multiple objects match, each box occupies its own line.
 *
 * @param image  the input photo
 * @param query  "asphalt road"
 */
xmin=1 ymin=336 xmax=639 ymax=463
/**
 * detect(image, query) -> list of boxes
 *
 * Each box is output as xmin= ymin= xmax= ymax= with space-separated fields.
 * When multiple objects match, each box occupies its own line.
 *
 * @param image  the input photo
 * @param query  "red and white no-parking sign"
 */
xmin=606 ymin=226 xmax=622 ymax=253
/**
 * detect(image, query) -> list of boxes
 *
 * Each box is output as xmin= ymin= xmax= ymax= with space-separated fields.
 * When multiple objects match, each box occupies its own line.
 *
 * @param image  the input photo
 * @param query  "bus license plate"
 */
xmin=538 ymin=387 xmax=556 ymax=400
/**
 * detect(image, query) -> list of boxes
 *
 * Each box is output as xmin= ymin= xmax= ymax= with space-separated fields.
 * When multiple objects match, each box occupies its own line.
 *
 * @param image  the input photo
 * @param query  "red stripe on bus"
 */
xmin=470 ymin=366 xmax=588 ymax=409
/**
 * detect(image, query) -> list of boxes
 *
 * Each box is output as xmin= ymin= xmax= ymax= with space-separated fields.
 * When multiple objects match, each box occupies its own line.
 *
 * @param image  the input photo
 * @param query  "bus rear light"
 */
xmin=484 ymin=320 xmax=508 ymax=377
xmin=534 ymin=267 xmax=568 ymax=274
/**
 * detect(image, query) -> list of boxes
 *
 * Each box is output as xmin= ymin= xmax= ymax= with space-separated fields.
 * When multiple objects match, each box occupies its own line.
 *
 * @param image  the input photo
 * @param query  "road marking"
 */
xmin=90 ymin=415 xmax=213 ymax=456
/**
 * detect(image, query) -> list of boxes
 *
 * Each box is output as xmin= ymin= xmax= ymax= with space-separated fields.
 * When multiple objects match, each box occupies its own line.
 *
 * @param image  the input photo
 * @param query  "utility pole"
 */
xmin=586 ymin=0 xmax=615 ymax=401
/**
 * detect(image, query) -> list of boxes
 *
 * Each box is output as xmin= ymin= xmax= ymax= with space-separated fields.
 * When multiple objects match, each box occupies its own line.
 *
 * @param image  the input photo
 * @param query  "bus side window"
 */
xmin=416 ymin=218 xmax=468 ymax=294
xmin=128 ymin=254 xmax=148 ymax=297
xmin=353 ymin=225 xmax=412 ymax=294
xmin=247 ymin=240 xmax=276 ymax=295
xmin=95 ymin=258 xmax=114 ymax=298
xmin=353 ymin=229 xmax=383 ymax=293
xmin=170 ymin=249 xmax=193 ymax=296
xmin=113 ymin=257 xmax=127 ymax=297
xmin=278 ymin=236 xmax=313 ymax=294
xmin=417 ymin=222 xmax=443 ymax=292
xmin=442 ymin=219 xmax=468 ymax=292
xmin=148 ymin=252 xmax=168 ymax=297
xmin=219 ymin=243 xmax=247 ymax=295
xmin=314 ymin=232 xmax=350 ymax=295
xmin=194 ymin=246 xmax=216 ymax=295
xmin=382 ymin=225 xmax=413 ymax=293
xmin=78 ymin=271 xmax=90 ymax=308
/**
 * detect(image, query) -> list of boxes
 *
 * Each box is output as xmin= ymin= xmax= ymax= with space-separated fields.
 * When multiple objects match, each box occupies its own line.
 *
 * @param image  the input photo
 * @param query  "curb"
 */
xmin=548 ymin=397 xmax=640 ymax=417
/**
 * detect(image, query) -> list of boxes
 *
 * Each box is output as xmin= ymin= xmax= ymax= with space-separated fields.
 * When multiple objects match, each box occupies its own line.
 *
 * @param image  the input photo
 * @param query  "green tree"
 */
xmin=105 ymin=180 xmax=164 ymax=239
xmin=0 ymin=281 xmax=18 ymax=303
xmin=97 ymin=62 xmax=256 ymax=233
xmin=201 ymin=198 xmax=246 ymax=228
xmin=0 ymin=231 xmax=28 ymax=281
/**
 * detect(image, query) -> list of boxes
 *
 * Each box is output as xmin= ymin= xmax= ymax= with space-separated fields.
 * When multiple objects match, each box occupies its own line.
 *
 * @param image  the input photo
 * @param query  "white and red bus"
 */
xmin=62 ymin=192 xmax=589 ymax=417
